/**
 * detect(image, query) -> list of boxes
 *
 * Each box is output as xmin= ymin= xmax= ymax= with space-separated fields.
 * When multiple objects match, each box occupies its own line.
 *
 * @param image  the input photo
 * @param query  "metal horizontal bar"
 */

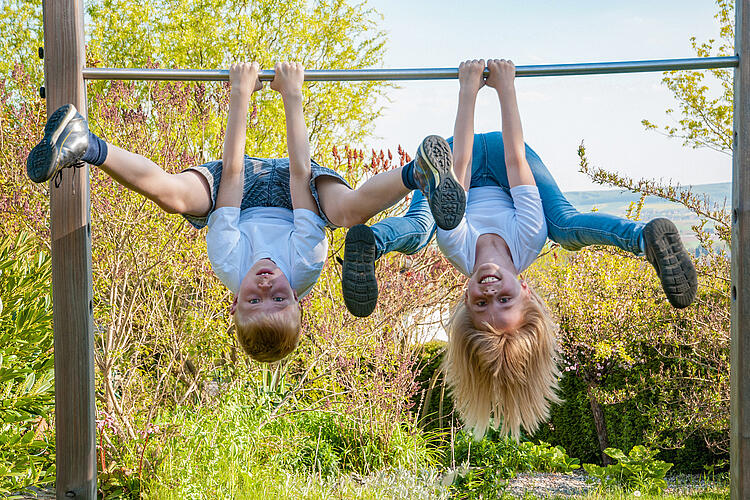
xmin=82 ymin=56 xmax=740 ymax=82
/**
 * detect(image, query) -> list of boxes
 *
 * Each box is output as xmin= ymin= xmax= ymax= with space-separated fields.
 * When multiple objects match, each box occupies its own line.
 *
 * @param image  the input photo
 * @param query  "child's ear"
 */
xmin=230 ymin=296 xmax=238 ymax=315
xmin=293 ymin=290 xmax=299 ymax=301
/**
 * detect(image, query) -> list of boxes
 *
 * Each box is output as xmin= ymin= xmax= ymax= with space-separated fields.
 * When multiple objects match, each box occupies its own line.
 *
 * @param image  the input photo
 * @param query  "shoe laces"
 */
xmin=53 ymin=161 xmax=86 ymax=193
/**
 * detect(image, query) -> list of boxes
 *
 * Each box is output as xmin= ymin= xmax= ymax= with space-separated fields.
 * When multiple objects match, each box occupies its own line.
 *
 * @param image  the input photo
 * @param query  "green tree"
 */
xmin=84 ymin=0 xmax=388 ymax=158
xmin=642 ymin=0 xmax=734 ymax=155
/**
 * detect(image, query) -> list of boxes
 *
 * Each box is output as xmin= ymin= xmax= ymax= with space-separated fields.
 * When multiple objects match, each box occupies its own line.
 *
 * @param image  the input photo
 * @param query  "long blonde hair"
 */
xmin=442 ymin=287 xmax=560 ymax=439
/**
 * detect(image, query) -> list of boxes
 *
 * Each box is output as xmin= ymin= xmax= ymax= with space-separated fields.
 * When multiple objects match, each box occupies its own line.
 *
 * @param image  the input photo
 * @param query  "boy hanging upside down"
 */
xmin=26 ymin=61 xmax=466 ymax=362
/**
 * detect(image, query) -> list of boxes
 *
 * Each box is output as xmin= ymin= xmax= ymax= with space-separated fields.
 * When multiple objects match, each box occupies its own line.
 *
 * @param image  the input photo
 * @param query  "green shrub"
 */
xmin=0 ymin=232 xmax=55 ymax=496
xmin=531 ymin=363 xmax=725 ymax=472
xmin=446 ymin=430 xmax=579 ymax=498
xmin=583 ymin=445 xmax=673 ymax=495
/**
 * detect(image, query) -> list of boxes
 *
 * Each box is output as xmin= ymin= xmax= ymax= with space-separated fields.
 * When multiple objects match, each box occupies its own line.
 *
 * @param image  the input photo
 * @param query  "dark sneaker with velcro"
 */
xmin=342 ymin=224 xmax=378 ymax=317
xmin=27 ymin=103 xmax=89 ymax=183
xmin=413 ymin=135 xmax=465 ymax=230
xmin=643 ymin=218 xmax=698 ymax=308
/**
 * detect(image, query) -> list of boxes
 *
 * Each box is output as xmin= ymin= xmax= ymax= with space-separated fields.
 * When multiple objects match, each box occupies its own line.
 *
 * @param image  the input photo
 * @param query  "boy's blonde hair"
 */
xmin=235 ymin=304 xmax=302 ymax=363
xmin=442 ymin=287 xmax=560 ymax=440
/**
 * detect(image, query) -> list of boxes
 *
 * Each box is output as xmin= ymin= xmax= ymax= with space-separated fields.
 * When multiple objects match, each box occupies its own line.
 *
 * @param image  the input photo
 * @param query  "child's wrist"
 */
xmin=459 ymin=87 xmax=479 ymax=100
xmin=230 ymin=86 xmax=251 ymax=99
xmin=281 ymin=90 xmax=303 ymax=101
xmin=496 ymin=84 xmax=516 ymax=98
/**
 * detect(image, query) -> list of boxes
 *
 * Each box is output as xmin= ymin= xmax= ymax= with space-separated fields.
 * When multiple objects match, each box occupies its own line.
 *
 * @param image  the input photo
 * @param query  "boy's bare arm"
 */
xmin=215 ymin=62 xmax=263 ymax=210
xmin=452 ymin=59 xmax=485 ymax=191
xmin=270 ymin=62 xmax=319 ymax=214
xmin=485 ymin=59 xmax=535 ymax=188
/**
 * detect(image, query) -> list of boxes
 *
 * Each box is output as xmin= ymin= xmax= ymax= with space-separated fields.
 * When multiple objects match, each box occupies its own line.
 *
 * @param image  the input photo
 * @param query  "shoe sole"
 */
xmin=342 ymin=224 xmax=378 ymax=317
xmin=643 ymin=218 xmax=698 ymax=308
xmin=416 ymin=136 xmax=466 ymax=230
xmin=26 ymin=104 xmax=77 ymax=183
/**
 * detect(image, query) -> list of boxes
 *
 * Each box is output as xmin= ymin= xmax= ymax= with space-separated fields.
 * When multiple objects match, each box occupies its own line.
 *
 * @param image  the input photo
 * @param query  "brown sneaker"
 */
xmin=643 ymin=218 xmax=698 ymax=308
xmin=412 ymin=135 xmax=465 ymax=230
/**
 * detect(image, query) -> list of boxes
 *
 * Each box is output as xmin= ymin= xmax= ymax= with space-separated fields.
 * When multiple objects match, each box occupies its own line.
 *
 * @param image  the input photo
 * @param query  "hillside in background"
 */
xmin=563 ymin=182 xmax=731 ymax=252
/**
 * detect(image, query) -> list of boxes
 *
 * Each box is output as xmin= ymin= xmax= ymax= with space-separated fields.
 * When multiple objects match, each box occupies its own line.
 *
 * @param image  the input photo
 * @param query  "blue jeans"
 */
xmin=449 ymin=132 xmax=645 ymax=254
xmin=371 ymin=131 xmax=645 ymax=259
xmin=371 ymin=190 xmax=436 ymax=259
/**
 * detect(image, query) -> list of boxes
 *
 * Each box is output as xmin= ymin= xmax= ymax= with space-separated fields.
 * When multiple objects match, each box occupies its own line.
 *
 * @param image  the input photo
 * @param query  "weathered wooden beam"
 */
xmin=732 ymin=0 xmax=750 ymax=498
xmin=41 ymin=0 xmax=97 ymax=498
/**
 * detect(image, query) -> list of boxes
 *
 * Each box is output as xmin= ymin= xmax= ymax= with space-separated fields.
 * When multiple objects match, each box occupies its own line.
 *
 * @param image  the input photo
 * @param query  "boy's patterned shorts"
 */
xmin=182 ymin=156 xmax=351 ymax=229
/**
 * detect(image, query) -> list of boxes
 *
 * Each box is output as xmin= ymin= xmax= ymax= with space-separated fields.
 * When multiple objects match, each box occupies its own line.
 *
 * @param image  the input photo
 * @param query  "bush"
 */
xmin=531 ymin=356 xmax=726 ymax=472
xmin=445 ymin=430 xmax=579 ymax=499
xmin=0 ymin=232 xmax=55 ymax=496
xmin=583 ymin=445 xmax=673 ymax=495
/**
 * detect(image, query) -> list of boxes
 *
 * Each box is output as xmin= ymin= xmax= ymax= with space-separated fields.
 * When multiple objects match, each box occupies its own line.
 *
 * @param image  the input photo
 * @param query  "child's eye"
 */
xmin=499 ymin=297 xmax=509 ymax=303
xmin=249 ymin=298 xmax=260 ymax=304
xmin=477 ymin=300 xmax=487 ymax=307
xmin=273 ymin=297 xmax=285 ymax=302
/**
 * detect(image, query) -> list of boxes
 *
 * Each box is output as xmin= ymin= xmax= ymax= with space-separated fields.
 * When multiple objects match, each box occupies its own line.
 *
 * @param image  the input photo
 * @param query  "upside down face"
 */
xmin=232 ymin=259 xmax=298 ymax=320
xmin=464 ymin=262 xmax=530 ymax=332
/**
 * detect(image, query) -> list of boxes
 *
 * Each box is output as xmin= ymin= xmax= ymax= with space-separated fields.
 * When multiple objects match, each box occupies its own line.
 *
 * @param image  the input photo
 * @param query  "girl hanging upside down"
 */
xmin=342 ymin=59 xmax=698 ymax=439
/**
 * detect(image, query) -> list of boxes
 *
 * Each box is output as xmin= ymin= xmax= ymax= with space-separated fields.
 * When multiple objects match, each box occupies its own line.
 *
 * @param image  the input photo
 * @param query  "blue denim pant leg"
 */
xmin=370 ymin=190 xmax=436 ymax=259
xmin=450 ymin=132 xmax=645 ymax=255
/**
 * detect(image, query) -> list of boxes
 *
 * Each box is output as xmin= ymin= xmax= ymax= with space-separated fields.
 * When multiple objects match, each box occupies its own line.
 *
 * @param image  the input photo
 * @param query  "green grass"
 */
xmin=118 ymin=386 xmax=730 ymax=500
xmin=137 ymin=388 xmax=442 ymax=499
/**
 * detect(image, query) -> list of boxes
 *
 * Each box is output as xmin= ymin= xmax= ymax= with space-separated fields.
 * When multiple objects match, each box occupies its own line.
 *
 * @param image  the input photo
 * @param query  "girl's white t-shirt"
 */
xmin=436 ymin=185 xmax=547 ymax=276
xmin=205 ymin=206 xmax=327 ymax=298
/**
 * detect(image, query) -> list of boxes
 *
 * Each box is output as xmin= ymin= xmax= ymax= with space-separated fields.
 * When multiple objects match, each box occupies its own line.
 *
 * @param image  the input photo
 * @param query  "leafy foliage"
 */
xmin=445 ymin=430 xmax=580 ymax=498
xmin=583 ymin=446 xmax=673 ymax=495
xmin=641 ymin=0 xmax=734 ymax=155
xmin=0 ymin=232 xmax=55 ymax=496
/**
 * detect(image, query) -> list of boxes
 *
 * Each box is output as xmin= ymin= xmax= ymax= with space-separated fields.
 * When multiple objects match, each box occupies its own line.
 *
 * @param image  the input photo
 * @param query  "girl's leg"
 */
xmin=370 ymin=190 xmax=436 ymax=258
xmin=341 ymin=191 xmax=436 ymax=317
xmin=478 ymin=132 xmax=645 ymax=254
xmin=100 ymin=144 xmax=212 ymax=217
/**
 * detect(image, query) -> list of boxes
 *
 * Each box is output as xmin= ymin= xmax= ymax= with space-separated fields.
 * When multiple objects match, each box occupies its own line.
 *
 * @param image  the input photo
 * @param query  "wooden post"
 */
xmin=732 ymin=0 xmax=750 ymax=498
xmin=42 ymin=0 xmax=97 ymax=498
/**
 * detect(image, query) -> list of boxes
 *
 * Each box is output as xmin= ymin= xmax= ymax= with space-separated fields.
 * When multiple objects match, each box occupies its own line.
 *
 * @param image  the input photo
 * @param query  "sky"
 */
xmin=364 ymin=0 xmax=733 ymax=192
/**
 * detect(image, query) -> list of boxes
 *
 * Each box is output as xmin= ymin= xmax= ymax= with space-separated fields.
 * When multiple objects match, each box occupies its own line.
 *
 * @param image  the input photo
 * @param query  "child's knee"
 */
xmin=325 ymin=205 xmax=367 ymax=228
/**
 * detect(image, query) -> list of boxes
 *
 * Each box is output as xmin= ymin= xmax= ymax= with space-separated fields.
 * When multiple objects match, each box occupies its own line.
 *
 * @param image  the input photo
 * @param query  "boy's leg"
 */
xmin=26 ymin=104 xmax=211 ymax=217
xmin=100 ymin=146 xmax=211 ymax=216
xmin=316 ymin=167 xmax=410 ymax=228
xmin=342 ymin=191 xmax=436 ymax=317
xmin=317 ymin=136 xmax=465 ymax=230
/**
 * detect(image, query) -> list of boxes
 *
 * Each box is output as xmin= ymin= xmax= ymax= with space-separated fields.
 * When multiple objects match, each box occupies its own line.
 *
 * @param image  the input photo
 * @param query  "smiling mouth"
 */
xmin=256 ymin=268 xmax=274 ymax=276
xmin=479 ymin=275 xmax=500 ymax=284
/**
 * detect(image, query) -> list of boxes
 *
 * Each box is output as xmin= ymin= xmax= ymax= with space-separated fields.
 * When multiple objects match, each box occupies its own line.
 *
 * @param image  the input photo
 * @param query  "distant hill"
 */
xmin=563 ymin=182 xmax=731 ymax=251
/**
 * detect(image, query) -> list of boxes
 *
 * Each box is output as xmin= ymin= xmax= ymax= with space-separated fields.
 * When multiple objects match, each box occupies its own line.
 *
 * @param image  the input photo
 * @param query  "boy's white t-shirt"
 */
xmin=205 ymin=206 xmax=328 ymax=298
xmin=436 ymin=185 xmax=547 ymax=276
